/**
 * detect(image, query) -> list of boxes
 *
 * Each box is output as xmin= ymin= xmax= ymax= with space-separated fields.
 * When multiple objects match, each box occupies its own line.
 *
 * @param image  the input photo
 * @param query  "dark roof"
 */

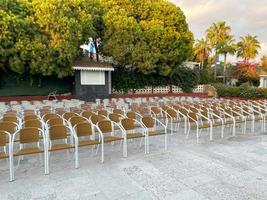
xmin=73 ymin=60 xmax=112 ymax=68
xmin=72 ymin=60 xmax=114 ymax=71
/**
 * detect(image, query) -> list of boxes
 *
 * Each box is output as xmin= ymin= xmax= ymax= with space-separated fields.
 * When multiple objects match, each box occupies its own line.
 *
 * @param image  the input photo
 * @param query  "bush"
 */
xmin=213 ymin=84 xmax=267 ymax=98
xmin=171 ymin=66 xmax=199 ymax=93
xmin=112 ymin=65 xmax=199 ymax=93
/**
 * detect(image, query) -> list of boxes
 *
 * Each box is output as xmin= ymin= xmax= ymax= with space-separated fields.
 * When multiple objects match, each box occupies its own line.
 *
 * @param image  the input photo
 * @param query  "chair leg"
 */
xmin=75 ymin=147 xmax=79 ymax=169
xmin=196 ymin=128 xmax=199 ymax=144
xmin=164 ymin=129 xmax=167 ymax=151
xmin=146 ymin=136 xmax=150 ymax=154
xmin=101 ymin=142 xmax=104 ymax=163
xmin=186 ymin=126 xmax=191 ymax=139
xmin=9 ymin=156 xmax=14 ymax=182
xmin=221 ymin=125 xmax=224 ymax=138
xmin=123 ymin=138 xmax=127 ymax=158
xmin=209 ymin=127 xmax=213 ymax=141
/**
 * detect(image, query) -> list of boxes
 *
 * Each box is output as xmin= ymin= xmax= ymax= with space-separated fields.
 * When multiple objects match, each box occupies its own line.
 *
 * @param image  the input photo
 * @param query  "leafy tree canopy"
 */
xmin=100 ymin=0 xmax=194 ymax=76
xmin=0 ymin=0 xmax=102 ymax=78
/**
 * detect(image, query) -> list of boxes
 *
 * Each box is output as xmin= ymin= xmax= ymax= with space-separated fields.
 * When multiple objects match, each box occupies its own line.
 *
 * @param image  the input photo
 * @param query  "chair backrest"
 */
xmin=166 ymin=109 xmax=176 ymax=118
xmin=98 ymin=120 xmax=113 ymax=133
xmin=113 ymin=109 xmax=124 ymax=115
xmin=108 ymin=113 xmax=122 ymax=123
xmin=63 ymin=112 xmax=79 ymax=120
xmin=23 ymin=110 xmax=35 ymax=116
xmin=47 ymin=117 xmax=64 ymax=127
xmin=142 ymin=116 xmax=154 ymax=128
xmin=188 ymin=112 xmax=198 ymax=122
xmin=75 ymin=122 xmax=93 ymax=137
xmin=24 ymin=114 xmax=38 ymax=122
xmin=49 ymin=125 xmax=68 ymax=140
xmin=69 ymin=116 xmax=86 ymax=127
xmin=90 ymin=114 xmax=106 ymax=125
xmin=1 ymin=116 xmax=18 ymax=123
xmin=121 ymin=118 xmax=135 ymax=130
xmin=126 ymin=112 xmax=137 ymax=119
xmin=0 ymin=130 xmax=7 ymax=147
xmin=56 ymin=110 xmax=66 ymax=116
xmin=19 ymin=127 xmax=40 ymax=144
xmin=98 ymin=110 xmax=108 ymax=117
xmin=0 ymin=122 xmax=17 ymax=134
xmin=43 ymin=113 xmax=60 ymax=122
xmin=24 ymin=119 xmax=42 ymax=129
xmin=81 ymin=111 xmax=95 ymax=119
xmin=151 ymin=107 xmax=160 ymax=115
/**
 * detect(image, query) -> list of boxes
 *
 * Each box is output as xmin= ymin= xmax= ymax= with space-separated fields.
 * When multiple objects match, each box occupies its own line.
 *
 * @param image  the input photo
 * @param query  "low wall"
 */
xmin=112 ymin=85 xmax=204 ymax=95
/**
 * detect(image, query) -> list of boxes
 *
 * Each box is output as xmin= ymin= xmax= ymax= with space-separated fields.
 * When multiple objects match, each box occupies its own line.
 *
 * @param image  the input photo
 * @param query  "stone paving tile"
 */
xmin=180 ymin=174 xmax=216 ymax=188
xmin=193 ymin=181 xmax=253 ymax=200
xmin=124 ymin=165 xmax=189 ymax=199
xmin=165 ymin=189 xmax=210 ymax=200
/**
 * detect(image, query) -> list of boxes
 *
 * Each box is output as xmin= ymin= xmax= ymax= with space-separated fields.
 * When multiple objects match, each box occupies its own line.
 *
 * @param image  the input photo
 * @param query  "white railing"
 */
xmin=113 ymin=85 xmax=204 ymax=95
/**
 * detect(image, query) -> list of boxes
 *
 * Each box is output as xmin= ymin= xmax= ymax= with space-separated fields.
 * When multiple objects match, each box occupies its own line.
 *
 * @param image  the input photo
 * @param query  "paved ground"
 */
xmin=1 ymin=124 xmax=267 ymax=200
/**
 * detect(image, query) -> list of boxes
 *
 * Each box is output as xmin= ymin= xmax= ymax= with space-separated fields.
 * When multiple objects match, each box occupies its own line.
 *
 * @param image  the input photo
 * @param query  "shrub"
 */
xmin=213 ymin=84 xmax=267 ymax=98
xmin=112 ymin=65 xmax=199 ymax=93
xmin=171 ymin=66 xmax=199 ymax=93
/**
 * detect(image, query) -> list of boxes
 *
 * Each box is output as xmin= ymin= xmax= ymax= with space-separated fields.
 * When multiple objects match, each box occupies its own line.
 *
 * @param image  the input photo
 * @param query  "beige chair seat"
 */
xmin=148 ymin=130 xmax=165 ymax=136
xmin=0 ymin=152 xmax=7 ymax=159
xmin=104 ymin=136 xmax=123 ymax=143
xmin=15 ymin=147 xmax=43 ymax=156
xmin=79 ymin=140 xmax=100 ymax=147
xmin=191 ymin=124 xmax=211 ymax=129
xmin=50 ymin=144 xmax=74 ymax=151
xmin=127 ymin=133 xmax=144 ymax=139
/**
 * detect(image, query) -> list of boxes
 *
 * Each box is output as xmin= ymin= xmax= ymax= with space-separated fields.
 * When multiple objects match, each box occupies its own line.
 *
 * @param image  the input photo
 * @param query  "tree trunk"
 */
xmin=93 ymin=38 xmax=99 ymax=62
xmin=224 ymin=53 xmax=227 ymax=85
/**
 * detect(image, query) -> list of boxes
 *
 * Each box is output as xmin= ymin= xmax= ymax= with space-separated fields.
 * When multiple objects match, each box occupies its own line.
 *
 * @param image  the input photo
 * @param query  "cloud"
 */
xmin=169 ymin=0 xmax=267 ymax=57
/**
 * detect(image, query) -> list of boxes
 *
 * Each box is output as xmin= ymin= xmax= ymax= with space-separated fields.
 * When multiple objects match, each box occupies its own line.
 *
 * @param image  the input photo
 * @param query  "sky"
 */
xmin=169 ymin=0 xmax=267 ymax=60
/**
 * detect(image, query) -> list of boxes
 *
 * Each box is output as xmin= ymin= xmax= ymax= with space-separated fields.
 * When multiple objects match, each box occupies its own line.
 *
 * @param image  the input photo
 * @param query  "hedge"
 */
xmin=112 ymin=66 xmax=199 ymax=93
xmin=213 ymin=84 xmax=267 ymax=98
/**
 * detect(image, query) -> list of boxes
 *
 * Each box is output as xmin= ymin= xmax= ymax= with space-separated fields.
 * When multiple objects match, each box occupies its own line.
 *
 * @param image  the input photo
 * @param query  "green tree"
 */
xmin=236 ymin=35 xmax=261 ymax=63
xmin=217 ymin=35 xmax=236 ymax=83
xmin=1 ymin=0 xmax=102 ymax=78
xmin=100 ymin=0 xmax=194 ymax=76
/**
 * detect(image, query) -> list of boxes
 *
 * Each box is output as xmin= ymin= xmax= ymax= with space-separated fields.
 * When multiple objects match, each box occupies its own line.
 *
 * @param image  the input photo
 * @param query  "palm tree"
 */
xmin=193 ymin=38 xmax=212 ymax=68
xmin=206 ymin=21 xmax=233 ymax=84
xmin=206 ymin=21 xmax=231 ymax=58
xmin=217 ymin=35 xmax=236 ymax=83
xmin=236 ymin=35 xmax=261 ymax=63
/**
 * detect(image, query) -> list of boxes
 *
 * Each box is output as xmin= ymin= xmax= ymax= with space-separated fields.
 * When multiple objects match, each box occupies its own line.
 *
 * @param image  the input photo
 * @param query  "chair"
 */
xmin=113 ymin=108 xmax=124 ymax=115
xmin=42 ymin=113 xmax=61 ymax=123
xmin=24 ymin=119 xmax=43 ymax=129
xmin=0 ymin=121 xmax=18 ymax=135
xmin=96 ymin=120 xmax=124 ymax=162
xmin=81 ymin=111 xmax=95 ymax=120
xmin=11 ymin=127 xmax=47 ymax=181
xmin=121 ymin=118 xmax=146 ymax=154
xmin=62 ymin=112 xmax=79 ymax=121
xmin=187 ymin=111 xmax=213 ymax=143
xmin=90 ymin=114 xmax=107 ymax=127
xmin=47 ymin=125 xmax=79 ymax=172
xmin=69 ymin=116 xmax=87 ymax=128
xmin=1 ymin=116 xmax=21 ymax=127
xmin=73 ymin=122 xmax=100 ymax=156
xmin=97 ymin=110 xmax=109 ymax=117
xmin=141 ymin=116 xmax=167 ymax=153
xmin=46 ymin=118 xmax=65 ymax=128
xmin=0 ymin=130 xmax=12 ymax=181
xmin=24 ymin=114 xmax=39 ymax=122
